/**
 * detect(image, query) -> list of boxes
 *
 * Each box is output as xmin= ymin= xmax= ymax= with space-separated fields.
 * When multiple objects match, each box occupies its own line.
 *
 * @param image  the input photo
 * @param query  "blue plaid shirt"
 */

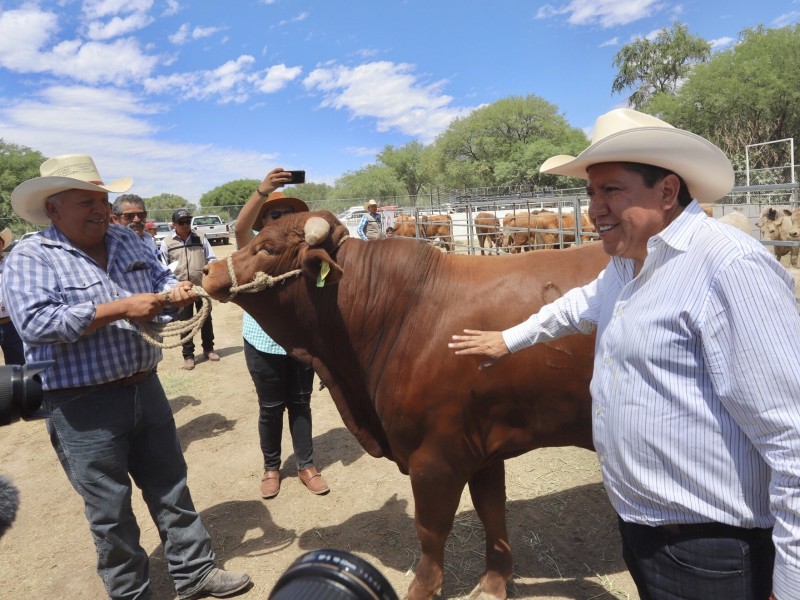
xmin=242 ymin=312 xmax=286 ymax=355
xmin=2 ymin=224 xmax=178 ymax=390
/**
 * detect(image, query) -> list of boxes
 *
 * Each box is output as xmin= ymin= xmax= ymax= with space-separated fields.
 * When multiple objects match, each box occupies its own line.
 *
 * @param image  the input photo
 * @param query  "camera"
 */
xmin=0 ymin=362 xmax=51 ymax=427
xmin=269 ymin=549 xmax=399 ymax=600
xmin=286 ymin=170 xmax=306 ymax=184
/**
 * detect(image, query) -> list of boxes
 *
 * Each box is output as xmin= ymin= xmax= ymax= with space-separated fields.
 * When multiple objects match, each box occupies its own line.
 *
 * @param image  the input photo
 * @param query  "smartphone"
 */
xmin=286 ymin=170 xmax=306 ymax=184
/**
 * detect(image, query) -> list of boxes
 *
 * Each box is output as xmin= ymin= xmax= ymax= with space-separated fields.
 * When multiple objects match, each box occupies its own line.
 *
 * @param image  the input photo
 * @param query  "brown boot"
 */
xmin=260 ymin=470 xmax=280 ymax=499
xmin=298 ymin=466 xmax=330 ymax=495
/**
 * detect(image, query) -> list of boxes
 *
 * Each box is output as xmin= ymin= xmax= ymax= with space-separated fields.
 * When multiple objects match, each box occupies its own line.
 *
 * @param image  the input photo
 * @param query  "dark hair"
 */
xmin=618 ymin=162 xmax=692 ymax=207
xmin=112 ymin=194 xmax=146 ymax=215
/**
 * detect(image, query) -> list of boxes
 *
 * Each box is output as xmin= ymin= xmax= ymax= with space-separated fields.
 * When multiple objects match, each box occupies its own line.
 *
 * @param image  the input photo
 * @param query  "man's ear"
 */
xmin=661 ymin=173 xmax=681 ymax=209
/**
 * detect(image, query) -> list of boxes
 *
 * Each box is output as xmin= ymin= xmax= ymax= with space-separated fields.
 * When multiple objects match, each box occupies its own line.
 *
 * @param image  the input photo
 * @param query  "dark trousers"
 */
xmin=0 ymin=321 xmax=24 ymax=365
xmin=243 ymin=339 xmax=315 ymax=472
xmin=178 ymin=299 xmax=214 ymax=359
xmin=617 ymin=517 xmax=774 ymax=600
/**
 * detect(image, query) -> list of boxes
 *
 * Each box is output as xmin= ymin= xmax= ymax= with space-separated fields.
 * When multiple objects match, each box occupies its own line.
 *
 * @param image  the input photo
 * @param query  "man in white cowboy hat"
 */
xmin=3 ymin=154 xmax=250 ymax=599
xmin=0 ymin=227 xmax=25 ymax=365
xmin=450 ymin=109 xmax=800 ymax=599
xmin=233 ymin=168 xmax=330 ymax=499
xmin=357 ymin=198 xmax=382 ymax=240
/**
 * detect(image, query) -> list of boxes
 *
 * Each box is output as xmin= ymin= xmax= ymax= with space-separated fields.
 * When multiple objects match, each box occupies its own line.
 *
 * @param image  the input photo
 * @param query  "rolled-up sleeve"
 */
xmin=3 ymin=249 xmax=96 ymax=344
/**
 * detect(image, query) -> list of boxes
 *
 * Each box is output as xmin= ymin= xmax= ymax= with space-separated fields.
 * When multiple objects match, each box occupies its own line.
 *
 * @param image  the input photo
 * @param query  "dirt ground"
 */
xmin=0 ymin=242 xmax=638 ymax=600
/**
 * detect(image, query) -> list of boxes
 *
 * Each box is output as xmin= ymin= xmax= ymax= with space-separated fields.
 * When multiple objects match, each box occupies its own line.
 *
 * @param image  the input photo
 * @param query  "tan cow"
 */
xmin=756 ymin=207 xmax=800 ymax=267
xmin=420 ymin=214 xmax=453 ymax=252
xmin=474 ymin=212 xmax=502 ymax=255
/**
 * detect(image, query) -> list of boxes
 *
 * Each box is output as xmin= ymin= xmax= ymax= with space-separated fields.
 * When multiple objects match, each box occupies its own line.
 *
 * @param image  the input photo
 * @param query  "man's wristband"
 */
xmin=256 ymin=188 xmax=269 ymax=198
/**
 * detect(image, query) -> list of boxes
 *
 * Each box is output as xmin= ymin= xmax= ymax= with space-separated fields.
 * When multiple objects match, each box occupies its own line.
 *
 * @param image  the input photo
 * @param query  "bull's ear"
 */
xmin=301 ymin=247 xmax=344 ymax=286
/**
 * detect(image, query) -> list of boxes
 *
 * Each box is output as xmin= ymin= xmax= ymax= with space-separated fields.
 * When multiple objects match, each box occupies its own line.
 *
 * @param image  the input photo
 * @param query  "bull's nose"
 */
xmin=202 ymin=265 xmax=209 ymax=275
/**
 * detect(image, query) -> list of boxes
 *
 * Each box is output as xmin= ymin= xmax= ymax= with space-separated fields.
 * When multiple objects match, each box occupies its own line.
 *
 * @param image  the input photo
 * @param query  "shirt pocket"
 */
xmin=60 ymin=272 xmax=106 ymax=305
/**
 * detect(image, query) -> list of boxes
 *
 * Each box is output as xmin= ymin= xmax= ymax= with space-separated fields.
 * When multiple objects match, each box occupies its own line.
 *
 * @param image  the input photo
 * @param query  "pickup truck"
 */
xmin=191 ymin=215 xmax=230 ymax=245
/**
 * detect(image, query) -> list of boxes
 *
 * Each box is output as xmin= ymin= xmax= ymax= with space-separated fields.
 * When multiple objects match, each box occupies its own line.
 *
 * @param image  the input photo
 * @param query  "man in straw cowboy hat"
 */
xmin=3 ymin=154 xmax=250 ymax=599
xmin=233 ymin=168 xmax=330 ymax=499
xmin=450 ymin=109 xmax=800 ymax=599
xmin=0 ymin=227 xmax=24 ymax=365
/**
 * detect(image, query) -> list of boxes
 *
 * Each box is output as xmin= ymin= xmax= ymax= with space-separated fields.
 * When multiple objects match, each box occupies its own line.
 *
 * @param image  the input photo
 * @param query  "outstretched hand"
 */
xmin=449 ymin=329 xmax=510 ymax=370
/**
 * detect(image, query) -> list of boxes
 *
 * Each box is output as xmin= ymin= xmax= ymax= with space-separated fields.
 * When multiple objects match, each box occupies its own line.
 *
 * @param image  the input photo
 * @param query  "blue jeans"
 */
xmin=0 ymin=321 xmax=25 ymax=365
xmin=243 ymin=340 xmax=315 ymax=471
xmin=618 ymin=517 xmax=774 ymax=600
xmin=178 ymin=299 xmax=214 ymax=359
xmin=44 ymin=373 xmax=215 ymax=599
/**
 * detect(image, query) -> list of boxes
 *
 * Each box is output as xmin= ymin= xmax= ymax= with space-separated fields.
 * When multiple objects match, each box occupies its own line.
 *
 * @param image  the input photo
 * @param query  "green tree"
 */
xmin=144 ymin=193 xmax=189 ymax=221
xmin=648 ymin=24 xmax=800 ymax=184
xmin=286 ymin=182 xmax=334 ymax=204
xmin=0 ymin=141 xmax=48 ymax=234
xmin=377 ymin=141 xmax=436 ymax=204
xmin=611 ymin=22 xmax=711 ymax=110
xmin=199 ymin=179 xmax=260 ymax=220
xmin=433 ymin=95 xmax=587 ymax=191
xmin=333 ymin=165 xmax=406 ymax=204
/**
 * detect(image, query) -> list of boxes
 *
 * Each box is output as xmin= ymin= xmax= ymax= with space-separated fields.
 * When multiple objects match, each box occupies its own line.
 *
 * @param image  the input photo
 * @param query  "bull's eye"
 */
xmin=260 ymin=247 xmax=279 ymax=256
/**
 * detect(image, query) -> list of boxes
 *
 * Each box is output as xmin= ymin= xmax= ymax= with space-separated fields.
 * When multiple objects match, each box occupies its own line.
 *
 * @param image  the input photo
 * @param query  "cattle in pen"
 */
xmin=474 ymin=212 xmax=503 ymax=255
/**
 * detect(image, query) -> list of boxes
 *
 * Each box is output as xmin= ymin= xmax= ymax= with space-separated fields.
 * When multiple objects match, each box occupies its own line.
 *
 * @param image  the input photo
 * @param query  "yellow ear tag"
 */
xmin=316 ymin=261 xmax=330 ymax=287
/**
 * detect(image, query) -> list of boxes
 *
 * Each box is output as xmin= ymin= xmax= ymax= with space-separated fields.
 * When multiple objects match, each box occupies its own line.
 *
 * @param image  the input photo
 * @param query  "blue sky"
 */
xmin=1 ymin=0 xmax=797 ymax=204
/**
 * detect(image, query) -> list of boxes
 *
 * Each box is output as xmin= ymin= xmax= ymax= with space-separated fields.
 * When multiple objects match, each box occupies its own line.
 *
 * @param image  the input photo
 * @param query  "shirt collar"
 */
xmin=648 ymin=199 xmax=704 ymax=254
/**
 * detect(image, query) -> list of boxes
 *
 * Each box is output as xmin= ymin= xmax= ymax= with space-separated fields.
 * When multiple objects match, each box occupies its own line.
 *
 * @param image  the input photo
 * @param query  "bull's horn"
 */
xmin=304 ymin=217 xmax=330 ymax=246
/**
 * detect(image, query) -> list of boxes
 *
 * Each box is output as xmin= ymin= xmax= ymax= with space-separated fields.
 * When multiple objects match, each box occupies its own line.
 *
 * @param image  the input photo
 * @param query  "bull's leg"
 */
xmin=478 ymin=233 xmax=486 ymax=256
xmin=466 ymin=461 xmax=511 ymax=599
xmin=406 ymin=463 xmax=466 ymax=600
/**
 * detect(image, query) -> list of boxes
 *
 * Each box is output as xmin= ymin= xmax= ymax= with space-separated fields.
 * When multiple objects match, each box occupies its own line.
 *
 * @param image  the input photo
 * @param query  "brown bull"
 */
xmin=392 ymin=214 xmax=418 ymax=238
xmin=202 ymin=210 xmax=609 ymax=600
xmin=419 ymin=213 xmax=453 ymax=251
xmin=474 ymin=212 xmax=502 ymax=255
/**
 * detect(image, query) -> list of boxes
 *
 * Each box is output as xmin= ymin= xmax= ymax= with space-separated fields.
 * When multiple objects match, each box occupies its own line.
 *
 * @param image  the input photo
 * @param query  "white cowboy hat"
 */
xmin=540 ymin=109 xmax=734 ymax=203
xmin=10 ymin=154 xmax=133 ymax=225
xmin=0 ymin=228 xmax=11 ymax=249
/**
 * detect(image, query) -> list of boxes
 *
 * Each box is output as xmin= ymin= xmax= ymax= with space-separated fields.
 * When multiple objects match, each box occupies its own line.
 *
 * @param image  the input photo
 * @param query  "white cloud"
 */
xmin=250 ymin=64 xmax=303 ymax=93
xmin=163 ymin=0 xmax=180 ymax=16
xmin=169 ymin=23 xmax=191 ymax=45
xmin=278 ymin=11 xmax=309 ymax=26
xmin=303 ymin=61 xmax=474 ymax=143
xmin=85 ymin=12 xmax=154 ymax=40
xmin=345 ymin=146 xmax=380 ymax=157
xmin=536 ymin=0 xmax=666 ymax=28
xmin=0 ymin=6 xmax=157 ymax=83
xmin=169 ymin=23 xmax=224 ymax=45
xmin=0 ymin=85 xmax=279 ymax=201
xmin=773 ymin=11 xmax=800 ymax=27
xmin=599 ymin=36 xmax=618 ymax=47
xmin=192 ymin=25 xmax=223 ymax=39
xmin=82 ymin=0 xmax=153 ymax=20
xmin=710 ymin=36 xmax=734 ymax=50
xmin=144 ymin=55 xmax=294 ymax=103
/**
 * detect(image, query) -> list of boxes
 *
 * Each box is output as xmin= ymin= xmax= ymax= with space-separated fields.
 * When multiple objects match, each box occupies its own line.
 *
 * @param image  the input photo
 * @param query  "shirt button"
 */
xmin=604 ymin=356 xmax=611 ymax=364
xmin=596 ymin=407 xmax=603 ymax=415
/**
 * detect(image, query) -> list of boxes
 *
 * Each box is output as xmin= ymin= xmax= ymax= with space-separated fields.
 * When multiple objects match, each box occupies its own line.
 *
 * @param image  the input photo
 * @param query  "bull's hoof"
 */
xmin=465 ymin=583 xmax=507 ymax=600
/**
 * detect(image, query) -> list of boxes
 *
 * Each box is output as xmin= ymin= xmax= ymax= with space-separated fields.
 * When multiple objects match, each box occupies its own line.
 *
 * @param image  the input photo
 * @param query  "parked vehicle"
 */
xmin=152 ymin=222 xmax=172 ymax=245
xmin=336 ymin=205 xmax=367 ymax=221
xmin=191 ymin=214 xmax=230 ymax=245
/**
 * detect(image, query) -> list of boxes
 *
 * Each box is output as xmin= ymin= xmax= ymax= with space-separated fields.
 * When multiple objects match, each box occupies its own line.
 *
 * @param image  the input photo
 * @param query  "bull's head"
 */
xmin=202 ymin=210 xmax=350 ymax=302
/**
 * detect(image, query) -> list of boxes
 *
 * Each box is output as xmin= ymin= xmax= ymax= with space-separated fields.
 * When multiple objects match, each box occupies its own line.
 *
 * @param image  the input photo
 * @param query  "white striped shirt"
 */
xmin=503 ymin=201 xmax=800 ymax=599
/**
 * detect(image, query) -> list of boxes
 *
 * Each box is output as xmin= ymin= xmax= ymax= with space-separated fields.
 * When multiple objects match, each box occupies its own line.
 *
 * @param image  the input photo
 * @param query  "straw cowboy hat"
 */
xmin=540 ymin=109 xmax=734 ymax=203
xmin=260 ymin=191 xmax=309 ymax=217
xmin=10 ymin=154 xmax=133 ymax=226
xmin=0 ymin=228 xmax=12 ymax=249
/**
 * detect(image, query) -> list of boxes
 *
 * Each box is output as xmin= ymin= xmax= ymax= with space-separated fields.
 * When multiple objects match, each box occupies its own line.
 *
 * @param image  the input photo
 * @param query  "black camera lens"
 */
xmin=0 ymin=362 xmax=51 ymax=426
xmin=269 ymin=549 xmax=398 ymax=600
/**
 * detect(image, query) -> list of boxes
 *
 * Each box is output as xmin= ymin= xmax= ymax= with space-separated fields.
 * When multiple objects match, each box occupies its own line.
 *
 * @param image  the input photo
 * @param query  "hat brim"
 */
xmin=540 ymin=127 xmax=734 ymax=203
xmin=0 ymin=228 xmax=12 ymax=249
xmin=260 ymin=196 xmax=309 ymax=216
xmin=11 ymin=176 xmax=133 ymax=226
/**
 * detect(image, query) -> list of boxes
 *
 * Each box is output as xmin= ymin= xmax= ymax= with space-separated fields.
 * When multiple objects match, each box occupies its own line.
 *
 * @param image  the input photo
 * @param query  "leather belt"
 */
xmin=0 ymin=316 xmax=11 ymax=325
xmin=47 ymin=370 xmax=153 ymax=396
xmin=659 ymin=522 xmax=772 ymax=540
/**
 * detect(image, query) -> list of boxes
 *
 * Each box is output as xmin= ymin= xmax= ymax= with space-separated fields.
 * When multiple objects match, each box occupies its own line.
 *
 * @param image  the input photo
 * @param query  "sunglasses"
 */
xmin=121 ymin=211 xmax=147 ymax=221
xmin=268 ymin=209 xmax=295 ymax=220
xmin=175 ymin=219 xmax=191 ymax=226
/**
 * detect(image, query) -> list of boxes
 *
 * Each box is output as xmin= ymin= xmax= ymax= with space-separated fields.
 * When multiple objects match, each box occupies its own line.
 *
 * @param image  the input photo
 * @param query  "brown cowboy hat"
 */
xmin=259 ymin=191 xmax=309 ymax=218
